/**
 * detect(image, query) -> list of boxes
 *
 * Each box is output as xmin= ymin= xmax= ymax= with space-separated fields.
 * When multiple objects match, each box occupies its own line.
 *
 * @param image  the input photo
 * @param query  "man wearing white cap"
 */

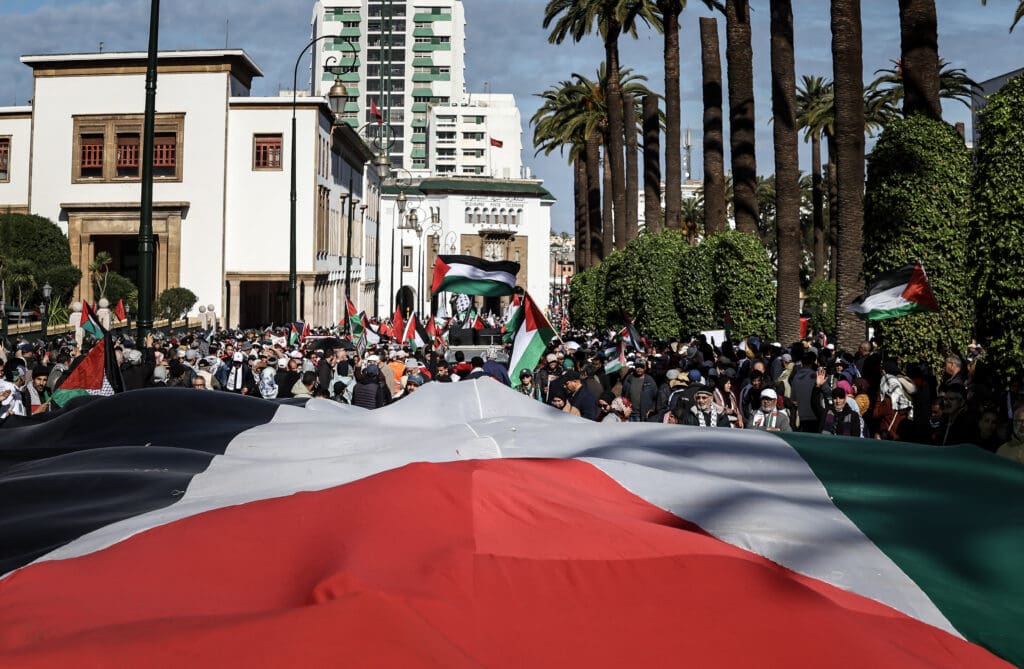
xmin=747 ymin=388 xmax=792 ymax=432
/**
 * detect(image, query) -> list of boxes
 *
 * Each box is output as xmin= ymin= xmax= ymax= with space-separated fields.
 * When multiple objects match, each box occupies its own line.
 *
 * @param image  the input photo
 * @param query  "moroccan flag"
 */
xmin=432 ymin=255 xmax=519 ymax=298
xmin=370 ymin=98 xmax=383 ymax=125
xmin=508 ymin=291 xmax=556 ymax=387
xmin=79 ymin=301 xmax=106 ymax=339
xmin=0 ymin=385 xmax=1020 ymax=667
xmin=489 ymin=137 xmax=503 ymax=148
xmin=113 ymin=299 xmax=127 ymax=322
xmin=49 ymin=333 xmax=125 ymax=408
xmin=392 ymin=307 xmax=405 ymax=344
xmin=848 ymin=263 xmax=940 ymax=320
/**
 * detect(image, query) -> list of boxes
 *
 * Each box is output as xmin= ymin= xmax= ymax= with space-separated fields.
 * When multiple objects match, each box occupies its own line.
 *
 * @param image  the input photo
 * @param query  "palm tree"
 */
xmin=867 ymin=58 xmax=982 ymax=115
xmin=831 ymin=0 xmax=867 ymax=350
xmin=725 ymin=0 xmax=759 ymax=234
xmin=796 ymin=75 xmax=830 ymax=279
xmin=981 ymin=0 xmax=1024 ymax=31
xmin=897 ymin=0 xmax=941 ymax=119
xmin=642 ymin=94 xmax=663 ymax=233
xmin=681 ymin=194 xmax=705 ymax=244
xmin=6 ymin=258 xmax=38 ymax=320
xmin=623 ymin=91 xmax=640 ymax=240
xmin=771 ymin=0 xmax=802 ymax=343
xmin=700 ymin=16 xmax=728 ymax=235
xmin=544 ymin=0 xmax=658 ymax=250
xmin=89 ymin=251 xmax=113 ymax=302
xmin=533 ymin=79 xmax=601 ymax=269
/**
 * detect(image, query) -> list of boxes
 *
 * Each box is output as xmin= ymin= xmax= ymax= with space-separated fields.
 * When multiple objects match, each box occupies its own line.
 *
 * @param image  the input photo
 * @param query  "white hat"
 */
xmin=288 ymin=351 xmax=303 ymax=359
xmin=232 ymin=352 xmax=244 ymax=363
xmin=366 ymin=354 xmax=380 ymax=362
xmin=277 ymin=358 xmax=287 ymax=369
xmin=546 ymin=354 xmax=557 ymax=363
xmin=761 ymin=388 xmax=778 ymax=400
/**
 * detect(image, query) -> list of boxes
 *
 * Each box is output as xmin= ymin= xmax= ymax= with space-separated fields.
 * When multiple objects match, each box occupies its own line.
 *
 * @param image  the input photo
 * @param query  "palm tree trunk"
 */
xmin=831 ymin=0 xmax=867 ymax=349
xmin=700 ymin=17 xmax=727 ymax=235
xmin=574 ymin=157 xmax=589 ymax=272
xmin=585 ymin=131 xmax=603 ymax=270
xmin=826 ymin=134 xmax=838 ymax=280
xmin=602 ymin=137 xmax=614 ymax=254
xmin=771 ymin=0 xmax=801 ymax=344
xmin=642 ymin=94 xmax=663 ymax=233
xmin=623 ymin=92 xmax=639 ymax=242
xmin=726 ymin=0 xmax=759 ymax=234
xmin=898 ymin=0 xmax=942 ymax=120
xmin=811 ymin=132 xmax=825 ymax=279
xmin=604 ymin=25 xmax=628 ymax=250
xmin=659 ymin=0 xmax=684 ymax=231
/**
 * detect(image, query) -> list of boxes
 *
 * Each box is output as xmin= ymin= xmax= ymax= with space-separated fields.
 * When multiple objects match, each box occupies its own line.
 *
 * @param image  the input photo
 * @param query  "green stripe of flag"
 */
xmin=784 ymin=433 xmax=1024 ymax=666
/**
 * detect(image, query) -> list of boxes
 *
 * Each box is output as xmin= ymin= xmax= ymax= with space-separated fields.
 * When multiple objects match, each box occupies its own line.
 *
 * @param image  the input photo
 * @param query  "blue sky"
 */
xmin=1 ymin=1 xmax=1021 ymax=233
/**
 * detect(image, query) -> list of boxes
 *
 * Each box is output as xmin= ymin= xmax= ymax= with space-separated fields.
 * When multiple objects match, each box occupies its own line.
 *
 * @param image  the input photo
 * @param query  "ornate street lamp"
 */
xmin=40 ymin=281 xmax=52 ymax=341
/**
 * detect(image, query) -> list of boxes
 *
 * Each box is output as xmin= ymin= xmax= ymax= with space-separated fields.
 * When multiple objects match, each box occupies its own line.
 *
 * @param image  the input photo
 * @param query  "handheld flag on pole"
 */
xmin=848 ymin=263 xmax=940 ymax=320
xmin=432 ymin=255 xmax=519 ymax=298
xmin=80 ymin=301 xmax=106 ymax=340
xmin=113 ymin=299 xmax=127 ymax=322
xmin=392 ymin=307 xmax=406 ymax=344
xmin=50 ymin=332 xmax=125 ymax=408
xmin=509 ymin=291 xmax=557 ymax=387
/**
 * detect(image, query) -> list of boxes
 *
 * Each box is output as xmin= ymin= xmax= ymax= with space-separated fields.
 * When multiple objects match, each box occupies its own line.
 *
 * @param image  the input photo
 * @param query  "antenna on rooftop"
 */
xmin=683 ymin=127 xmax=693 ymax=180
xmin=225 ymin=19 xmax=230 ymax=48
xmin=99 ymin=42 xmax=104 ymax=53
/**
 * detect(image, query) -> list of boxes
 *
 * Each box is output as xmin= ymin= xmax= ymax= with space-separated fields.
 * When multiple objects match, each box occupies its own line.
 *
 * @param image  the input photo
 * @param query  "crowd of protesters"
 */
xmin=1 ymin=324 xmax=1022 ymax=466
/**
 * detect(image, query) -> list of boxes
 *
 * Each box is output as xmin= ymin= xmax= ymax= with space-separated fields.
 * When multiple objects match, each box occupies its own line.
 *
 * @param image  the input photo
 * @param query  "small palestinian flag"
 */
xmin=80 ymin=301 xmax=106 ymax=339
xmin=345 ymin=296 xmax=358 ymax=320
xmin=432 ymin=255 xmax=519 ymax=298
xmin=50 ymin=333 xmax=125 ymax=408
xmin=403 ymin=314 xmax=430 ymax=352
xmin=288 ymin=322 xmax=309 ymax=347
xmin=502 ymin=293 xmax=523 ymax=344
xmin=508 ymin=291 xmax=556 ymax=387
xmin=113 ymin=299 xmax=127 ymax=322
xmin=603 ymin=342 xmax=626 ymax=375
xmin=848 ymin=263 xmax=940 ymax=321
xmin=471 ymin=312 xmax=486 ymax=331
xmin=620 ymin=315 xmax=644 ymax=353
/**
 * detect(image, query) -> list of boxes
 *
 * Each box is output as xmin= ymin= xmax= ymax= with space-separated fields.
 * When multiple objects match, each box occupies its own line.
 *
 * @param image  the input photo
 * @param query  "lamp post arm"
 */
xmin=290 ymin=33 xmax=343 ymax=324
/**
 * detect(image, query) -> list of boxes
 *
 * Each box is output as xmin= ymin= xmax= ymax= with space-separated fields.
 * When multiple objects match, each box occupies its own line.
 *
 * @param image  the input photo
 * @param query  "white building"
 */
xmin=1 ymin=50 xmax=379 ymax=329
xmin=311 ymin=0 xmax=468 ymax=173
xmin=377 ymin=177 xmax=554 ymax=320
xmin=429 ymin=94 xmax=524 ymax=179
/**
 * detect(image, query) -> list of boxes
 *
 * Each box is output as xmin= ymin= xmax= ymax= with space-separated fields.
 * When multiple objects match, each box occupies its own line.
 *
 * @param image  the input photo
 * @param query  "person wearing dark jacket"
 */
xmin=819 ymin=387 xmax=863 ymax=437
xmin=563 ymin=370 xmax=599 ymax=421
xmin=217 ymin=352 xmax=257 ymax=394
xmin=790 ymin=352 xmax=824 ymax=433
xmin=351 ymin=364 xmax=391 ymax=409
xmin=621 ymin=360 xmax=659 ymax=422
xmin=683 ymin=385 xmax=733 ymax=427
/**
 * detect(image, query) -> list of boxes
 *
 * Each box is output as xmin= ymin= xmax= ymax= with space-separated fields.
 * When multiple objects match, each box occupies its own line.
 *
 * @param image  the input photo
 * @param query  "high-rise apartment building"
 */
xmin=429 ymin=94 xmax=524 ymax=179
xmin=312 ymin=0 xmax=467 ymax=171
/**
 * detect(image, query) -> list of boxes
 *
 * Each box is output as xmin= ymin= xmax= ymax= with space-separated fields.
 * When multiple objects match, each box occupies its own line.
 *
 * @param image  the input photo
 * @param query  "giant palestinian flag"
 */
xmin=431 ymin=255 xmax=519 ymax=297
xmin=508 ymin=291 xmax=556 ymax=387
xmin=49 ymin=333 xmax=125 ymax=408
xmin=1 ymin=383 xmax=1022 ymax=668
xmin=848 ymin=263 xmax=940 ymax=320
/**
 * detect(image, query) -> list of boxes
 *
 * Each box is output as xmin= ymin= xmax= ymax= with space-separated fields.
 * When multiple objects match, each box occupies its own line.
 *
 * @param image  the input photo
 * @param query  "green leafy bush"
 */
xmin=105 ymin=272 xmax=138 ymax=313
xmin=0 ymin=213 xmax=78 ymax=307
xmin=864 ymin=115 xmax=972 ymax=369
xmin=697 ymin=230 xmax=776 ymax=339
xmin=805 ymin=278 xmax=837 ymax=336
xmin=156 ymin=287 xmax=198 ymax=320
xmin=973 ymin=75 xmax=1024 ymax=382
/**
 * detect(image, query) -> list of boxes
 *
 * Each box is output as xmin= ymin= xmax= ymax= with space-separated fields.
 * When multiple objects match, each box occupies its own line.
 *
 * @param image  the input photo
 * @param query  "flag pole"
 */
xmin=136 ymin=0 xmax=160 ymax=344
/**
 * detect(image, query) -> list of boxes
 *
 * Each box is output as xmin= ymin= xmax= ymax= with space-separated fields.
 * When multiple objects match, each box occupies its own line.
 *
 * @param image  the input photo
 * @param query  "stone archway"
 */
xmin=64 ymin=201 xmax=188 ymax=304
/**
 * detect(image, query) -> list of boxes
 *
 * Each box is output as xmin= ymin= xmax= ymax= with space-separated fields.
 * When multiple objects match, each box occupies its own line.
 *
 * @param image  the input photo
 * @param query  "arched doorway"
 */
xmin=396 ymin=285 xmax=416 ymax=319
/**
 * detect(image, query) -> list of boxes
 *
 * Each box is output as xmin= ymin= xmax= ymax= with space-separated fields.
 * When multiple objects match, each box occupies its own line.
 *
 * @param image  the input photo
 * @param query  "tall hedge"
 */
xmin=863 ymin=115 xmax=972 ymax=369
xmin=696 ymin=230 xmax=776 ymax=339
xmin=0 ymin=213 xmax=80 ymax=305
xmin=973 ymin=75 xmax=1024 ymax=382
xmin=605 ymin=232 xmax=690 ymax=338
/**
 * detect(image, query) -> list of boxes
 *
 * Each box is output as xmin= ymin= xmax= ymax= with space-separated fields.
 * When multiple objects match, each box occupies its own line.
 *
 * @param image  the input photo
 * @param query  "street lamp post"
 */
xmin=290 ymin=34 xmax=352 ymax=324
xmin=136 ymin=0 xmax=160 ymax=345
xmin=40 ymin=282 xmax=52 ymax=341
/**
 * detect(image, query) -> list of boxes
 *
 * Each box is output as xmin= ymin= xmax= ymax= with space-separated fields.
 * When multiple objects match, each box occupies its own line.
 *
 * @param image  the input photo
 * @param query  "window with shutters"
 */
xmin=72 ymin=113 xmax=184 ymax=183
xmin=0 ymin=137 xmax=9 ymax=182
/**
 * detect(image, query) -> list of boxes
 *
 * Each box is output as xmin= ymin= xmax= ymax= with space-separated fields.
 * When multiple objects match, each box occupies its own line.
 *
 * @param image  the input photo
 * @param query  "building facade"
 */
xmin=1 ymin=50 xmax=378 ymax=329
xmin=428 ymin=94 xmax=524 ymax=179
xmin=312 ymin=0 xmax=467 ymax=172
